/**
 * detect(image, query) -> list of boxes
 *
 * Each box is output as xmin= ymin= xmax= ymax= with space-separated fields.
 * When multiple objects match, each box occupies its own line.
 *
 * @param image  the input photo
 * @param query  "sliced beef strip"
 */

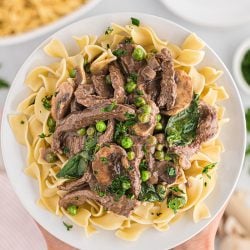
xmin=144 ymin=78 xmax=161 ymax=102
xmin=92 ymin=73 xmax=113 ymax=98
xmin=147 ymin=55 xmax=161 ymax=71
xmin=156 ymin=48 xmax=177 ymax=110
xmin=75 ymin=66 xmax=86 ymax=85
xmin=117 ymin=43 xmax=146 ymax=75
xmin=163 ymin=70 xmax=193 ymax=116
xmin=132 ymin=98 xmax=159 ymax=137
xmin=52 ymin=104 xmax=135 ymax=153
xmin=51 ymin=81 xmax=75 ymax=121
xmin=98 ymin=119 xmax=115 ymax=146
xmin=128 ymin=136 xmax=144 ymax=197
xmin=59 ymin=189 xmax=139 ymax=217
xmin=75 ymin=83 xmax=115 ymax=107
xmin=70 ymin=97 xmax=84 ymax=112
xmin=168 ymin=102 xmax=218 ymax=169
xmin=92 ymin=144 xmax=129 ymax=188
xmin=63 ymin=132 xmax=85 ymax=157
xmin=109 ymin=62 xmax=126 ymax=103
xmin=144 ymin=143 xmax=156 ymax=172
xmin=140 ymin=65 xmax=156 ymax=82
xmin=58 ymin=171 xmax=92 ymax=192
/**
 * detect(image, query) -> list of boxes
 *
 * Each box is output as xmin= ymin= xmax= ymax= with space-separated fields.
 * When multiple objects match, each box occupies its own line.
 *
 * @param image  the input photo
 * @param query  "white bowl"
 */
xmin=1 ymin=13 xmax=246 ymax=250
xmin=233 ymin=38 xmax=250 ymax=95
xmin=0 ymin=0 xmax=102 ymax=46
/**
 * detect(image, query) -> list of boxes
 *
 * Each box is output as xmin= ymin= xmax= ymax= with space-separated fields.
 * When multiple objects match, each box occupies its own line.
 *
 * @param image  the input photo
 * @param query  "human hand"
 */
xmin=174 ymin=208 xmax=225 ymax=250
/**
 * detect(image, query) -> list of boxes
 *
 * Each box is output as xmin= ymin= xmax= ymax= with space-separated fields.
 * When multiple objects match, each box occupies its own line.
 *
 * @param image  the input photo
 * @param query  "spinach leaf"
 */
xmin=166 ymin=94 xmax=200 ymax=147
xmin=56 ymin=135 xmax=97 ymax=179
xmin=138 ymin=183 xmax=163 ymax=202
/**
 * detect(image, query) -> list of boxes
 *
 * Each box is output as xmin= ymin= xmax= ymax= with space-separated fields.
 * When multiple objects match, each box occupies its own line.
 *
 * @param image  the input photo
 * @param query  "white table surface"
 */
xmin=0 ymin=0 xmax=249 ymax=192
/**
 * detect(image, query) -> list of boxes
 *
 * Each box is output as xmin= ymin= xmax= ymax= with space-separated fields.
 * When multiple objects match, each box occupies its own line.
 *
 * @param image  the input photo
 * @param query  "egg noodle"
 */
xmin=0 ymin=0 xmax=87 ymax=36
xmin=9 ymin=21 xmax=229 ymax=241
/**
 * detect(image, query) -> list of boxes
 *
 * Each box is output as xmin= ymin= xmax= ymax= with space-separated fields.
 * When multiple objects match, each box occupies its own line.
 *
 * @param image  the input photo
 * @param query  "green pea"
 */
xmin=155 ymin=122 xmax=163 ymax=131
xmin=139 ymin=104 xmax=152 ymax=114
xmin=146 ymin=135 xmax=157 ymax=146
xmin=45 ymin=152 xmax=58 ymax=163
xmin=156 ymin=143 xmax=164 ymax=151
xmin=155 ymin=151 xmax=165 ymax=161
xmin=67 ymin=205 xmax=78 ymax=216
xmin=87 ymin=126 xmax=96 ymax=136
xmin=122 ymin=180 xmax=131 ymax=190
xmin=138 ymin=113 xmax=150 ymax=123
xmin=96 ymin=121 xmax=107 ymax=133
xmin=132 ymin=47 xmax=146 ymax=61
xmin=127 ymin=151 xmax=135 ymax=161
xmin=141 ymin=170 xmax=151 ymax=182
xmin=134 ymin=97 xmax=146 ymax=107
xmin=69 ymin=68 xmax=77 ymax=78
xmin=125 ymin=81 xmax=136 ymax=93
xmin=121 ymin=136 xmax=133 ymax=149
xmin=77 ymin=128 xmax=86 ymax=136
xmin=156 ymin=114 xmax=162 ymax=122
xmin=167 ymin=196 xmax=186 ymax=213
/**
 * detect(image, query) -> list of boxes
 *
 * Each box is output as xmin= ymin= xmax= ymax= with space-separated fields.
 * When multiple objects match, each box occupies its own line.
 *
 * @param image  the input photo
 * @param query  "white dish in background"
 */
xmin=0 ymin=0 xmax=102 ymax=46
xmin=160 ymin=0 xmax=250 ymax=27
xmin=1 ymin=13 xmax=246 ymax=250
xmin=233 ymin=38 xmax=250 ymax=95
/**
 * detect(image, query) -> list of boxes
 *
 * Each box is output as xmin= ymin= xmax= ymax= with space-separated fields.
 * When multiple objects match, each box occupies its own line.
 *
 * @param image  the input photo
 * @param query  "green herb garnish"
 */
xmin=63 ymin=221 xmax=73 ymax=231
xmin=167 ymin=196 xmax=186 ymax=213
xmin=101 ymin=101 xmax=117 ymax=112
xmin=0 ymin=78 xmax=10 ymax=89
xmin=39 ymin=133 xmax=51 ymax=139
xmin=47 ymin=116 xmax=56 ymax=133
xmin=124 ymin=37 xmax=133 ymax=44
xmin=42 ymin=95 xmax=52 ymax=111
xmin=105 ymin=26 xmax=113 ymax=35
xmin=113 ymin=49 xmax=127 ymax=57
xmin=100 ymin=157 xmax=109 ymax=164
xmin=166 ymin=166 xmax=176 ymax=177
xmin=202 ymin=163 xmax=217 ymax=179
xmin=169 ymin=186 xmax=185 ymax=194
xmin=131 ymin=17 xmax=140 ymax=26
xmin=138 ymin=183 xmax=163 ymax=202
xmin=166 ymin=94 xmax=200 ymax=147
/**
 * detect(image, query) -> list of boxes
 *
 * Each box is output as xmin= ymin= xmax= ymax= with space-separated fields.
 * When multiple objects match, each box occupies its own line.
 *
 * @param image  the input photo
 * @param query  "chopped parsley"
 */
xmin=39 ymin=133 xmax=51 ymax=139
xmin=101 ymin=101 xmax=117 ymax=112
xmin=100 ymin=157 xmax=109 ymax=164
xmin=84 ymin=63 xmax=91 ymax=73
xmin=112 ymin=49 xmax=127 ymax=57
xmin=47 ymin=116 xmax=56 ymax=133
xmin=131 ymin=17 xmax=140 ymax=26
xmin=63 ymin=146 xmax=70 ymax=155
xmin=63 ymin=221 xmax=73 ymax=231
xmin=169 ymin=186 xmax=185 ymax=194
xmin=0 ymin=78 xmax=10 ymax=89
xmin=105 ymin=26 xmax=113 ymax=35
xmin=202 ymin=163 xmax=217 ymax=179
xmin=128 ymin=73 xmax=138 ymax=83
xmin=167 ymin=196 xmax=186 ymax=213
xmin=42 ymin=95 xmax=52 ymax=111
xmin=166 ymin=166 xmax=176 ymax=177
xmin=124 ymin=37 xmax=133 ymax=44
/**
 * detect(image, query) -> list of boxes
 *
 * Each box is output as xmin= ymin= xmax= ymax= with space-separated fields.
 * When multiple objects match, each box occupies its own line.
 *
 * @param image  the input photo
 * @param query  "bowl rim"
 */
xmin=233 ymin=38 xmax=250 ymax=95
xmin=0 ymin=0 xmax=102 ymax=46
xmin=1 ymin=12 xmax=246 ymax=249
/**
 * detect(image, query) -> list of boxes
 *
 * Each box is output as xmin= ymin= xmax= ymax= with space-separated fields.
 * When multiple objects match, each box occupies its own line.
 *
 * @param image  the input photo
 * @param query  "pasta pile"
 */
xmin=0 ymin=0 xmax=87 ymax=36
xmin=9 ymin=21 xmax=229 ymax=241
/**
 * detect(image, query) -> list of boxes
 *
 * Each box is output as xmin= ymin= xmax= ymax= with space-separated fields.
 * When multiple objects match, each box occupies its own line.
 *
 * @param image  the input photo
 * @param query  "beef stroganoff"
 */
xmin=9 ymin=18 xmax=229 ymax=241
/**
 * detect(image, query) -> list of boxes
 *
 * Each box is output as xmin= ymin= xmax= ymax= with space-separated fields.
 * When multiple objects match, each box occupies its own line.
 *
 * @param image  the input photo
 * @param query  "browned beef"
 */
xmin=109 ymin=62 xmax=126 ymax=103
xmin=75 ymin=66 xmax=85 ymax=85
xmin=52 ymin=104 xmax=135 ymax=153
xmin=132 ymin=98 xmax=159 ymax=137
xmin=59 ymin=189 xmax=139 ymax=217
xmin=140 ymin=65 xmax=156 ymax=81
xmin=63 ymin=132 xmax=85 ymax=157
xmin=163 ymin=70 xmax=193 ymax=116
xmin=92 ymin=73 xmax=113 ymax=98
xmin=118 ymin=44 xmax=145 ymax=75
xmin=147 ymin=56 xmax=161 ymax=71
xmin=58 ymin=171 xmax=92 ymax=191
xmin=98 ymin=119 xmax=115 ymax=146
xmin=70 ymin=97 xmax=84 ymax=112
xmin=145 ymin=79 xmax=160 ymax=102
xmin=51 ymin=82 xmax=74 ymax=121
xmin=156 ymin=48 xmax=177 ymax=110
xmin=128 ymin=136 xmax=144 ymax=197
xmin=168 ymin=102 xmax=218 ymax=169
xmin=144 ymin=143 xmax=156 ymax=172
xmin=75 ymin=83 xmax=114 ymax=107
